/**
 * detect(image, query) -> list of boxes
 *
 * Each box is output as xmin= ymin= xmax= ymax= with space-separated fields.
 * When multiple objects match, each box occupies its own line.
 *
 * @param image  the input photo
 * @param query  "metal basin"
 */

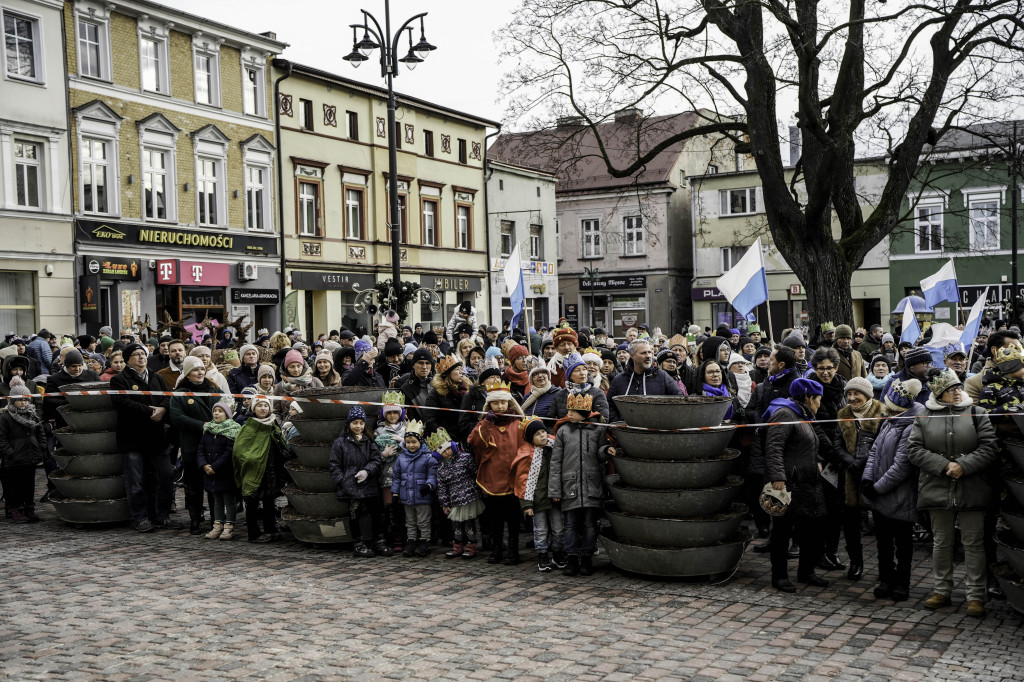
xmin=610 ymin=422 xmax=734 ymax=461
xmin=281 ymin=507 xmax=353 ymax=544
xmin=291 ymin=415 xmax=347 ymax=444
xmin=59 ymin=382 xmax=113 ymax=411
xmin=53 ymin=450 xmax=123 ymax=477
xmin=613 ymin=450 xmax=739 ymax=489
xmin=992 ymin=563 xmax=1024 ymax=616
xmin=1006 ymin=438 xmax=1024 ymax=473
xmin=54 ymin=428 xmax=118 ymax=456
xmin=49 ymin=496 xmax=130 ymax=524
xmin=604 ymin=502 xmax=747 ymax=548
xmin=605 ymin=474 xmax=743 ymax=518
xmin=600 ymin=531 xmax=751 ymax=578
xmin=1007 ymin=476 xmax=1024 ymax=509
xmin=282 ymin=485 xmax=348 ymax=517
xmin=613 ymin=395 xmax=732 ymax=430
xmin=284 ymin=461 xmax=336 ymax=494
xmin=996 ymin=530 xmax=1024 ymax=577
xmin=57 ymin=405 xmax=118 ymax=432
xmin=1002 ymin=506 xmax=1024 ymax=543
xmin=294 ymin=387 xmax=385 ymax=420
xmin=48 ymin=472 xmax=125 ymax=500
xmin=289 ymin=438 xmax=331 ymax=469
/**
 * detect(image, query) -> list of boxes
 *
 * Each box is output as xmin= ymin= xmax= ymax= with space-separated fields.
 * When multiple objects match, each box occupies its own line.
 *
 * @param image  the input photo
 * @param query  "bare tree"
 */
xmin=498 ymin=0 xmax=1024 ymax=331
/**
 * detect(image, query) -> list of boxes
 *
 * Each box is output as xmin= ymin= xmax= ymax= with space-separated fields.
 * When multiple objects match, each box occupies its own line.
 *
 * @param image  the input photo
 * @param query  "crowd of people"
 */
xmin=0 ymin=303 xmax=1021 ymax=615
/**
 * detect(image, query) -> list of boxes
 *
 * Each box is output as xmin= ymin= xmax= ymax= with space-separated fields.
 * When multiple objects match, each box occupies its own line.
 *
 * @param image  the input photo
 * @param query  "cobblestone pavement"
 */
xmin=2 ymin=485 xmax=1023 ymax=681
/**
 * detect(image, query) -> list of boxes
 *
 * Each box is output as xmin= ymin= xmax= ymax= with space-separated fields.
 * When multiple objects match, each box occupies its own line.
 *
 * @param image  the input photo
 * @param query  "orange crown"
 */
xmin=486 ymin=380 xmax=512 ymax=393
xmin=566 ymin=391 xmax=594 ymax=411
xmin=435 ymin=354 xmax=462 ymax=375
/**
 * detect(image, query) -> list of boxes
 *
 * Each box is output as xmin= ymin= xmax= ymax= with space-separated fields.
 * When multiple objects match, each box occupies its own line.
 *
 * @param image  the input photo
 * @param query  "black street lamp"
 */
xmin=343 ymin=1 xmax=436 ymax=315
xmin=584 ymin=266 xmax=599 ymax=328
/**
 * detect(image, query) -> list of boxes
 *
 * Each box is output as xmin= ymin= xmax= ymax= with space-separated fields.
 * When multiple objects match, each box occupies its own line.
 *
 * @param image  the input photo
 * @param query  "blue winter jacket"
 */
xmin=391 ymin=443 xmax=438 ymax=505
xmin=862 ymin=402 xmax=922 ymax=523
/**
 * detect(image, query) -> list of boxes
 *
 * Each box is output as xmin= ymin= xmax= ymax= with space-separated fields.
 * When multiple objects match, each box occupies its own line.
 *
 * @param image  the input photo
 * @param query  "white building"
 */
xmin=0 ymin=0 xmax=74 ymax=333
xmin=485 ymin=159 xmax=558 ymax=330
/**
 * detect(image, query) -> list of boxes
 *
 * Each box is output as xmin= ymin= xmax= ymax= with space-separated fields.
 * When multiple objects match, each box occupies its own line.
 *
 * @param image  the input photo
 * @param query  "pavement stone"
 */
xmin=1 ymin=480 xmax=1023 ymax=680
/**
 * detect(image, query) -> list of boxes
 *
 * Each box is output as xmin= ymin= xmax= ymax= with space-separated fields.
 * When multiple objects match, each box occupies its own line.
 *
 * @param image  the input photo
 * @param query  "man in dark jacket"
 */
xmin=606 ymin=340 xmax=683 ymax=422
xmin=228 ymin=344 xmax=262 ymax=394
xmin=112 ymin=343 xmax=180 ymax=532
xmin=26 ymin=330 xmax=52 ymax=377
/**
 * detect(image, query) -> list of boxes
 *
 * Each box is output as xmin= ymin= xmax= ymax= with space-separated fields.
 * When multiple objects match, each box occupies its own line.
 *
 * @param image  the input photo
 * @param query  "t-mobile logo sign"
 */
xmin=158 ymin=261 xmax=175 ymax=281
xmin=192 ymin=265 xmax=203 ymax=282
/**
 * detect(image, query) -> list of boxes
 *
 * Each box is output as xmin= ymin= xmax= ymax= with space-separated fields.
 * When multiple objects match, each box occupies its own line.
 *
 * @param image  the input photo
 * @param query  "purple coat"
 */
xmin=862 ymin=403 xmax=922 ymax=523
xmin=436 ymin=448 xmax=481 ymax=509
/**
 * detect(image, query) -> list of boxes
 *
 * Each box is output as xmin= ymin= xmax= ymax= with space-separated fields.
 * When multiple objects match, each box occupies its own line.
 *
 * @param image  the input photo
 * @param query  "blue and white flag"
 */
xmin=716 ymin=237 xmax=768 ymax=318
xmin=900 ymin=298 xmax=921 ymax=346
xmin=503 ymin=243 xmax=526 ymax=330
xmin=921 ymin=259 xmax=959 ymax=308
xmin=960 ymin=287 xmax=989 ymax=347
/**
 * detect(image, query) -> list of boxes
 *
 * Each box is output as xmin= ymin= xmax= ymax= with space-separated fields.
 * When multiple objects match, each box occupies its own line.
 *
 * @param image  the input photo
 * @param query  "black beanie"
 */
xmin=384 ymin=337 xmax=404 ymax=357
xmin=412 ymin=347 xmax=434 ymax=366
xmin=423 ymin=330 xmax=439 ymax=345
xmin=524 ymin=419 xmax=548 ymax=443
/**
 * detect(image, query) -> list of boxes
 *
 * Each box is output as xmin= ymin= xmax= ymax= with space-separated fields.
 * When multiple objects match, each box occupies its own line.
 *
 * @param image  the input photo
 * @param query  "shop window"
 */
xmin=623 ymin=215 xmax=644 ymax=255
xmin=422 ymin=198 xmax=438 ymax=246
xmin=3 ymin=10 xmax=40 ymax=83
xmin=0 ymin=271 xmax=35 ymax=333
xmin=500 ymin=220 xmax=514 ymax=258
xmin=345 ymin=187 xmax=364 ymax=239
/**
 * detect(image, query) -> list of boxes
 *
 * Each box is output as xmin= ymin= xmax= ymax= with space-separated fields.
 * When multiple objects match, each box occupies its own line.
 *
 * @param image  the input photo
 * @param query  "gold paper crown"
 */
xmin=566 ymin=391 xmax=594 ymax=411
xmin=582 ymin=347 xmax=601 ymax=357
xmin=436 ymin=354 xmax=462 ymax=375
xmin=487 ymin=380 xmax=512 ymax=393
xmin=519 ymin=416 xmax=543 ymax=432
xmin=405 ymin=419 xmax=425 ymax=438
xmin=426 ymin=428 xmax=452 ymax=453
xmin=820 ymin=321 xmax=836 ymax=333
xmin=382 ymin=390 xmax=405 ymax=406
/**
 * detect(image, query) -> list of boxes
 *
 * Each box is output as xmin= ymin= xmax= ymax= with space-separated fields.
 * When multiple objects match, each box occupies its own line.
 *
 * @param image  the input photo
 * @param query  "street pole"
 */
xmin=1011 ymin=122 xmax=1021 ymax=324
xmin=384 ymin=5 xmax=401 ymax=311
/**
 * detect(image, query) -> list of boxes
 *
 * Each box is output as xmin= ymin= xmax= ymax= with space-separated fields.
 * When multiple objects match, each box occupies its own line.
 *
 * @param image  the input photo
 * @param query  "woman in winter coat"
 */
xmin=907 ymin=368 xmax=999 ymax=617
xmin=0 ymin=355 xmax=39 ymax=397
xmin=375 ymin=310 xmax=401 ymax=353
xmin=330 ymin=406 xmax=391 ymax=558
xmin=521 ymin=364 xmax=561 ymax=421
xmin=697 ymin=359 xmax=736 ymax=422
xmin=391 ymin=421 xmax=438 ymax=557
xmin=342 ymin=340 xmax=386 ymax=388
xmin=169 ymin=356 xmax=222 ymax=535
xmin=458 ymin=363 xmax=503 ymax=442
xmin=764 ymin=377 xmax=830 ymax=592
xmin=862 ymin=377 xmax=924 ymax=602
xmin=833 ymin=377 xmax=883 ymax=581
xmin=0 ymin=381 xmax=46 ymax=522
xmin=272 ymin=349 xmax=323 ymax=424
xmin=867 ymin=355 xmax=895 ymax=400
xmin=312 ymin=350 xmax=342 ymax=387
xmin=424 ymin=355 xmax=470 ymax=439
xmin=196 ymin=401 xmax=242 ymax=540
xmin=551 ymin=352 xmax=609 ymax=422
xmin=99 ymin=350 xmax=125 ymax=382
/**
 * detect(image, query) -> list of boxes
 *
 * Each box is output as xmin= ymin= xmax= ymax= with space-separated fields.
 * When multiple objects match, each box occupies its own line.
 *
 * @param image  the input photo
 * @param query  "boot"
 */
xmin=461 ymin=542 xmax=477 ymax=559
xmin=847 ymin=563 xmax=863 ymax=581
xmin=25 ymin=505 xmax=40 ymax=522
xmin=487 ymin=542 xmax=504 ymax=564
xmin=11 ymin=506 xmax=29 ymax=524
xmin=219 ymin=523 xmax=234 ymax=541
xmin=536 ymin=551 xmax=551 ymax=572
xmin=402 ymin=540 xmax=416 ymax=557
xmin=189 ymin=510 xmax=204 ymax=536
xmin=445 ymin=542 xmax=464 ymax=558
xmin=503 ymin=548 xmax=520 ymax=566
xmin=414 ymin=539 xmax=431 ymax=557
xmin=205 ymin=521 xmax=223 ymax=540
xmin=374 ymin=537 xmax=394 ymax=557
xmin=579 ymin=554 xmax=594 ymax=576
xmin=551 ymin=550 xmax=568 ymax=569
xmin=353 ymin=542 xmax=376 ymax=558
xmin=563 ymin=555 xmax=580 ymax=576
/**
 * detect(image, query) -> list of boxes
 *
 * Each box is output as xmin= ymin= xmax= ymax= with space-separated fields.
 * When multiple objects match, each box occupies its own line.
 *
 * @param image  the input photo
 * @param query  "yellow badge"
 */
xmin=187 ymin=398 xmax=194 ymax=405
xmin=132 ymin=385 xmax=139 ymax=390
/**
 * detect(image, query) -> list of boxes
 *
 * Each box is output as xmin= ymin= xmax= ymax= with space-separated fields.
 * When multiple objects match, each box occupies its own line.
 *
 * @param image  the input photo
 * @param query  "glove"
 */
xmin=354 ymin=470 xmax=368 ymax=484
xmin=860 ymin=479 xmax=877 ymax=498
xmin=419 ymin=483 xmax=432 ymax=496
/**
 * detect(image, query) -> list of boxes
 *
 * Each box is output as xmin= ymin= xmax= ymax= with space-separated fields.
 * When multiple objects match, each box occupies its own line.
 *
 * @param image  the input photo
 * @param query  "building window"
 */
xmin=13 ymin=140 xmax=40 ymax=208
xmin=0 ymin=271 xmax=36 ymax=333
xmin=555 ymin=218 xmax=561 ymax=259
xmin=346 ymin=111 xmax=358 ymax=140
xmin=242 ymin=63 xmax=265 ymax=117
xmin=3 ymin=11 xmax=39 ymax=82
xmin=706 ymin=164 xmax=718 ymax=174
xmin=245 ymin=165 xmax=269 ymax=231
xmin=142 ymin=148 xmax=168 ymax=220
xmin=345 ymin=187 xmax=364 ymax=240
xmin=139 ymin=36 xmax=168 ymax=94
xmin=81 ymin=137 xmax=110 ymax=214
xmin=196 ymin=157 xmax=220 ymax=226
xmin=424 ymin=130 xmax=434 ymax=157
xmin=623 ymin=215 xmax=644 ymax=256
xmin=536 ymin=186 xmax=541 ymax=197
xmin=298 ymin=181 xmax=321 ymax=236
xmin=77 ymin=17 xmax=110 ymax=80
xmin=457 ymin=205 xmax=470 ymax=249
xmin=719 ymin=188 xmax=758 ymax=216
xmin=193 ymin=47 xmax=220 ymax=106
xmin=422 ymin=199 xmax=438 ymax=246
xmin=529 ymin=224 xmax=543 ymax=260
xmin=721 ymin=246 xmax=748 ymax=273
xmin=916 ymin=204 xmax=943 ymax=253
xmin=298 ymin=99 xmax=313 ymax=131
xmin=581 ymin=218 xmax=601 ymax=258
xmin=500 ymin=220 xmax=514 ymax=258
xmin=498 ymin=179 xmax=503 ymax=191
xmin=968 ymin=194 xmax=1000 ymax=251
xmin=458 ymin=139 xmax=467 ymax=164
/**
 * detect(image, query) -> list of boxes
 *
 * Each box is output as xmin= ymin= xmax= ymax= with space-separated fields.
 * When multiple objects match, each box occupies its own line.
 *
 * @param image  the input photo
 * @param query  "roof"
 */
xmin=486 ymin=158 xmax=558 ymax=179
xmin=275 ymin=60 xmax=500 ymax=130
xmin=930 ymin=120 xmax=1024 ymax=153
xmin=487 ymin=112 xmax=700 ymax=194
xmin=120 ymin=0 xmax=288 ymax=52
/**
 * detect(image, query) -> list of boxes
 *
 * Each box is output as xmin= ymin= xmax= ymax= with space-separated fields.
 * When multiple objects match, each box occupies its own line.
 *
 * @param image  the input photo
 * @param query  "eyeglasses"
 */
xmin=816 ymin=365 xmax=836 ymax=371
xmin=706 ymin=369 xmax=723 ymax=375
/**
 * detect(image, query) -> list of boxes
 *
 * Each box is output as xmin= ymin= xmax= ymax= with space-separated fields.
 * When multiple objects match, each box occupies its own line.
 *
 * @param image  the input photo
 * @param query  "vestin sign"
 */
xmin=579 ymin=275 xmax=647 ymax=291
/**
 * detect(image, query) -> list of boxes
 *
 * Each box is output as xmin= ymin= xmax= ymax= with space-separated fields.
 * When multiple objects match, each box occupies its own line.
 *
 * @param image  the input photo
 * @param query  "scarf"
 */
xmin=867 ymin=373 xmax=891 ymax=392
xmin=768 ymin=368 xmax=793 ymax=384
xmin=281 ymin=366 xmax=314 ymax=391
xmin=567 ymin=380 xmax=593 ymax=393
xmin=733 ymin=372 xmax=753 ymax=408
xmin=762 ymin=397 xmax=805 ymax=423
xmin=838 ymin=399 xmax=883 ymax=452
xmin=6 ymin=401 xmax=40 ymax=429
xmin=484 ymin=411 xmax=520 ymax=427
xmin=521 ymin=381 xmax=556 ymax=413
xmin=703 ymin=383 xmax=734 ymax=421
xmin=204 ymin=418 xmax=241 ymax=440
xmin=523 ymin=446 xmax=545 ymax=502
xmin=504 ymin=363 xmax=529 ymax=390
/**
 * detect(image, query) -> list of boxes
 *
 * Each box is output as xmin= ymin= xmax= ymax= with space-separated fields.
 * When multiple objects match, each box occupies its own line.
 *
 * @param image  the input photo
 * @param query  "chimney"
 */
xmin=615 ymin=108 xmax=643 ymax=125
xmin=556 ymin=116 xmax=585 ymax=128
xmin=788 ymin=125 xmax=802 ymax=167
xmin=259 ymin=31 xmax=277 ymax=41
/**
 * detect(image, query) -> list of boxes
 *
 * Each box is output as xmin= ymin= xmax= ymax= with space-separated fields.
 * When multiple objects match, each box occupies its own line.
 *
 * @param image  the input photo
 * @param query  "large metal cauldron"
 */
xmin=605 ymin=474 xmax=743 ymax=518
xmin=610 ymin=422 xmax=734 ymax=461
xmin=289 ymin=438 xmax=331 ymax=469
xmin=1006 ymin=439 xmax=1024 ymax=474
xmin=991 ymin=563 xmax=1024 ymax=615
xmin=1006 ymin=476 xmax=1024 ymax=509
xmin=284 ymin=461 xmax=336 ymax=494
xmin=600 ymin=531 xmax=751 ymax=578
xmin=48 ymin=472 xmax=126 ymax=500
xmin=54 ymin=428 xmax=118 ymax=456
xmin=612 ymin=450 xmax=739 ymax=489
xmin=282 ymin=507 xmax=352 ymax=544
xmin=603 ymin=502 xmax=747 ymax=548
xmin=996 ymin=530 xmax=1024 ymax=577
xmin=291 ymin=415 xmax=347 ymax=444
xmin=57 ymin=405 xmax=118 ymax=432
xmin=293 ymin=387 xmax=384 ymax=422
xmin=613 ymin=395 xmax=732 ymax=431
xmin=1001 ymin=506 xmax=1024 ymax=542
xmin=59 ymin=382 xmax=113 ymax=411
xmin=49 ymin=496 xmax=130 ymax=524
xmin=52 ymin=451 xmax=123 ymax=477
xmin=282 ymin=485 xmax=348 ymax=517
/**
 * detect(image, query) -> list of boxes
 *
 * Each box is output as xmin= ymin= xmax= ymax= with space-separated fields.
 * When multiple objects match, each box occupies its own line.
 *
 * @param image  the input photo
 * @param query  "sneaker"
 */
xmin=966 ymin=600 xmax=986 ymax=617
xmin=924 ymin=593 xmax=950 ymax=610
xmin=219 ymin=523 xmax=234 ymax=541
xmin=403 ymin=542 xmax=417 ymax=557
xmin=413 ymin=539 xmax=431 ymax=557
xmin=445 ymin=543 xmax=464 ymax=559
xmin=551 ymin=550 xmax=568 ymax=569
xmin=154 ymin=517 xmax=184 ymax=530
xmin=374 ymin=538 xmax=394 ymax=557
xmin=353 ymin=542 xmax=376 ymax=558
xmin=135 ymin=519 xmax=155 ymax=533
xmin=461 ymin=542 xmax=477 ymax=559
xmin=204 ymin=522 xmax=223 ymax=540
xmin=536 ymin=551 xmax=551 ymax=572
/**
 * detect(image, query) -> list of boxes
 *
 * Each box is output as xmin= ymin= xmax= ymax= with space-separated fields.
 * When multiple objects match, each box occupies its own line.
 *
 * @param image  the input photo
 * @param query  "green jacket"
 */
xmin=907 ymin=396 xmax=999 ymax=511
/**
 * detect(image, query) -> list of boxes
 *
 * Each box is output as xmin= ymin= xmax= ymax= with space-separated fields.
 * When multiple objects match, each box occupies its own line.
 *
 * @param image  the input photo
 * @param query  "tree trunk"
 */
xmin=784 ymin=231 xmax=855 ymax=338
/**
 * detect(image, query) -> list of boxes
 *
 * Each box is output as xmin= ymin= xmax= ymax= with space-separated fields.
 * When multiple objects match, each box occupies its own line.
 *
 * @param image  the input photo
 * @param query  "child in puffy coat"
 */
xmin=375 ymin=395 xmax=406 ymax=552
xmin=197 ymin=401 xmax=242 ymax=540
xmin=432 ymin=428 xmax=484 ymax=559
xmin=512 ymin=417 xmax=565 ymax=572
xmin=391 ymin=420 xmax=437 ymax=558
xmin=330 ymin=406 xmax=393 ymax=558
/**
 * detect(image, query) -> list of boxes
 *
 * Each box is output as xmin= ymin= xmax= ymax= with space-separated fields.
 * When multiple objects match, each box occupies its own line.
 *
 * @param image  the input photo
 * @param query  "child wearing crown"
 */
xmin=391 ymin=419 xmax=437 ymax=557
xmin=424 ymin=354 xmax=471 ymax=443
xmin=375 ymin=391 xmax=407 ymax=551
xmin=467 ymin=381 xmax=527 ymax=565
xmin=552 ymin=352 xmax=610 ymax=422
xmin=549 ymin=390 xmax=614 ymax=576
xmin=430 ymin=428 xmax=485 ymax=559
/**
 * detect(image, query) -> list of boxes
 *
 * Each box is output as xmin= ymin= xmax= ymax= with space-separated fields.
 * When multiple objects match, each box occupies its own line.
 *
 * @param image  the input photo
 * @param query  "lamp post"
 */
xmin=583 ymin=266 xmax=599 ymax=328
xmin=343 ymin=0 xmax=436 ymax=315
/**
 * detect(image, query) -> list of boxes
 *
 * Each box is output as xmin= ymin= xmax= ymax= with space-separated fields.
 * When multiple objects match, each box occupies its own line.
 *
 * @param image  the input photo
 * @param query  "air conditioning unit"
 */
xmin=237 ymin=262 xmax=259 ymax=281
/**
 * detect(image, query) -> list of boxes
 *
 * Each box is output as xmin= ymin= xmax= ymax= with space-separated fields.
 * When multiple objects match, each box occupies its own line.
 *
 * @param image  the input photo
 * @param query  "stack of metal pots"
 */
xmin=600 ymin=395 xmax=749 ymax=578
xmin=49 ymin=382 xmax=130 ymax=525
xmin=282 ymin=386 xmax=383 ymax=544
xmin=992 ymin=435 xmax=1024 ymax=613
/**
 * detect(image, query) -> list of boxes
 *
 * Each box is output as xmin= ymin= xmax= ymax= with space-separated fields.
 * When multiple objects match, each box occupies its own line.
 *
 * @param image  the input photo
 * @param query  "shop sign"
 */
xmin=156 ymin=260 xmax=231 ymax=287
xmin=579 ymin=275 xmax=647 ymax=291
xmin=232 ymin=288 xmax=281 ymax=304
xmin=77 ymin=219 xmax=279 ymax=256
xmin=492 ymin=258 xmax=556 ymax=276
xmin=79 ymin=274 xmax=100 ymax=324
xmin=84 ymin=256 xmax=141 ymax=281
xmin=690 ymin=285 xmax=725 ymax=301
xmin=421 ymin=275 xmax=482 ymax=292
xmin=564 ymin=303 xmax=579 ymax=328
xmin=291 ymin=271 xmax=376 ymax=291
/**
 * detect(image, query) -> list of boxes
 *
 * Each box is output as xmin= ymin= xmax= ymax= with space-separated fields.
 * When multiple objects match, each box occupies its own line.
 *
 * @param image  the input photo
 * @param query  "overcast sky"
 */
xmin=171 ymin=0 xmax=520 ymax=123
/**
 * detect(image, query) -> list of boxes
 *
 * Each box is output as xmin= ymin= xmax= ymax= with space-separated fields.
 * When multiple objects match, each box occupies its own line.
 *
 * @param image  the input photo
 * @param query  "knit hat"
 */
xmin=422 ymin=330 xmax=439 ymax=345
xmin=754 ymin=346 xmax=772 ymax=360
xmin=283 ymin=349 xmax=303 ymax=369
xmin=903 ymin=346 xmax=933 ymax=369
xmin=99 ymin=336 xmax=115 ymax=352
xmin=844 ymin=376 xmax=874 ymax=401
xmin=99 ymin=325 xmax=113 ymax=337
xmin=252 ymin=395 xmax=272 ymax=414
xmin=727 ymin=352 xmax=749 ymax=369
xmin=315 ymin=350 xmax=334 ymax=367
xmin=64 ymin=349 xmax=84 ymax=367
xmin=189 ymin=345 xmax=212 ymax=358
xmin=385 ymin=310 xmax=400 ymax=324
xmin=927 ymin=368 xmax=962 ymax=397
xmin=552 ymin=325 xmax=578 ymax=348
xmin=835 ymin=324 xmax=854 ymax=339
xmin=403 ymin=343 xmax=418 ymax=357
xmin=7 ymin=376 xmax=31 ymax=398
xmin=870 ymin=354 xmax=892 ymax=371
xmin=347 ymin=405 xmax=367 ymax=424
xmin=257 ymin=364 xmax=276 ymax=382
xmin=239 ymin=344 xmax=259 ymax=361
xmin=994 ymin=345 xmax=1024 ymax=375
xmin=381 ymin=390 xmax=405 ymax=416
xmin=563 ymin=351 xmax=587 ymax=379
xmin=87 ymin=352 xmax=106 ymax=367
xmin=291 ymin=341 xmax=308 ymax=353
xmin=580 ymin=349 xmax=601 ymax=365
xmin=881 ymin=333 xmax=894 ymax=344
xmin=687 ymin=325 xmax=702 ymax=335
xmin=212 ymin=401 xmax=234 ymax=419
xmin=123 ymin=343 xmax=146 ymax=362
xmin=383 ymin=337 xmax=404 ymax=358
xmin=241 ymin=385 xmax=259 ymax=398
xmin=884 ymin=377 xmax=922 ymax=413
xmin=175 ymin=356 xmax=206 ymax=386
xmin=789 ymin=377 xmax=824 ymax=398
xmin=782 ymin=331 xmax=805 ymax=350
xmin=485 ymin=346 xmax=502 ymax=359
xmin=353 ymin=339 xmax=372 ymax=361
xmin=484 ymin=381 xmax=514 ymax=406
xmin=522 ymin=417 xmax=548 ymax=443
xmin=656 ymin=349 xmax=676 ymax=364
xmin=411 ymin=347 xmax=434 ymax=366
xmin=507 ymin=344 xmax=530 ymax=365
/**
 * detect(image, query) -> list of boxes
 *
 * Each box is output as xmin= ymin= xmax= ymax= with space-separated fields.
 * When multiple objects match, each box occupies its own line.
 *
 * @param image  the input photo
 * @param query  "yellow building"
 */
xmin=65 ymin=0 xmax=285 ymax=336
xmin=272 ymin=60 xmax=498 ymax=336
